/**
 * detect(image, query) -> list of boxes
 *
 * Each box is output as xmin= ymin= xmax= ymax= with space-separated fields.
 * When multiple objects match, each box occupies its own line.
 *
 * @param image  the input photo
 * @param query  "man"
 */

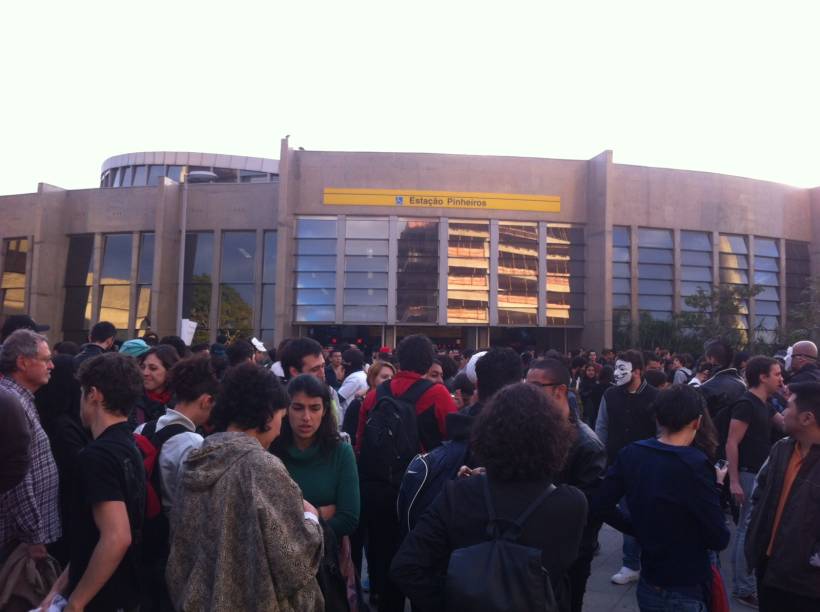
xmin=594 ymin=349 xmax=659 ymax=585
xmin=725 ymin=356 xmax=785 ymax=608
xmin=280 ymin=337 xmax=328 ymax=383
xmin=785 ymin=340 xmax=820 ymax=384
xmin=338 ymin=347 xmax=368 ymax=410
xmin=527 ymin=358 xmax=607 ymax=612
xmin=700 ymin=338 xmax=747 ymax=418
xmin=423 ymin=359 xmax=444 ymax=385
xmin=225 ymin=339 xmax=255 ymax=367
xmin=325 ymin=348 xmax=344 ymax=390
xmin=672 ymin=353 xmax=694 ymax=385
xmin=0 ymin=330 xmax=60 ymax=565
xmin=40 ymin=352 xmax=146 ymax=612
xmin=73 ymin=321 xmax=116 ymax=369
xmin=643 ymin=352 xmax=663 ymax=373
xmin=745 ymin=381 xmax=820 ymax=612
xmin=0 ymin=314 xmax=50 ymax=344
xmin=601 ymin=348 xmax=616 ymax=366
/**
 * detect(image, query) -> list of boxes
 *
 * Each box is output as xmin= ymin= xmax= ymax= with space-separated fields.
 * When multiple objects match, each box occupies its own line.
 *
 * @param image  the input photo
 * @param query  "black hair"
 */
xmin=216 ymin=333 xmax=228 ymax=344
xmin=167 ymin=356 xmax=219 ymax=403
xmin=733 ymin=350 xmax=751 ymax=370
xmin=789 ymin=381 xmax=820 ymax=422
xmin=475 ymin=347 xmax=523 ymax=401
xmin=342 ymin=347 xmax=365 ymax=373
xmin=437 ymin=355 xmax=459 ymax=381
xmin=674 ymin=353 xmax=694 ymax=368
xmin=395 ymin=334 xmax=435 ymax=375
xmin=271 ymin=374 xmax=340 ymax=458
xmin=528 ymin=358 xmax=571 ymax=388
xmin=570 ymin=356 xmax=587 ymax=370
xmin=644 ymin=369 xmax=668 ymax=389
xmin=140 ymin=344 xmax=180 ymax=372
xmin=76 ymin=353 xmax=144 ymax=417
xmin=471 ymin=382 xmax=574 ymax=482
xmin=159 ymin=335 xmax=190 ymax=359
xmin=704 ymin=339 xmax=734 ymax=370
xmin=598 ymin=365 xmax=614 ymax=384
xmin=35 ymin=354 xmax=82 ymax=422
xmin=744 ymin=356 xmax=779 ymax=388
xmin=280 ymin=337 xmax=323 ymax=380
xmin=643 ymin=351 xmax=661 ymax=366
xmin=90 ymin=321 xmax=117 ymax=343
xmin=450 ymin=371 xmax=475 ymax=398
xmin=211 ymin=362 xmax=289 ymax=432
xmin=53 ymin=341 xmax=80 ymax=356
xmin=226 ymin=339 xmax=255 ymax=367
xmin=190 ymin=343 xmax=210 ymax=354
xmin=618 ymin=349 xmax=644 ymax=373
xmin=653 ymin=384 xmax=707 ymax=434
xmin=210 ymin=355 xmax=229 ymax=381
xmin=142 ymin=332 xmax=159 ymax=346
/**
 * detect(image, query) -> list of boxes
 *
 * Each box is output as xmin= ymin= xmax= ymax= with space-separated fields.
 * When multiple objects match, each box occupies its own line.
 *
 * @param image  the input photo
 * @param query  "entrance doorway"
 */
xmin=298 ymin=325 xmax=384 ymax=358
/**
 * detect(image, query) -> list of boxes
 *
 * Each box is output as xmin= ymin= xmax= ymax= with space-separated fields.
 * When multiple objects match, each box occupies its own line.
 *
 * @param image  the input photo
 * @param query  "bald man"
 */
xmin=787 ymin=341 xmax=820 ymax=384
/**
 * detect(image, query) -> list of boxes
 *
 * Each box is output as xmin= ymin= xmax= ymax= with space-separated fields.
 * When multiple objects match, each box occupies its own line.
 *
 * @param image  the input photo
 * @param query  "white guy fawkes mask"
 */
xmin=613 ymin=359 xmax=633 ymax=387
xmin=784 ymin=345 xmax=794 ymax=372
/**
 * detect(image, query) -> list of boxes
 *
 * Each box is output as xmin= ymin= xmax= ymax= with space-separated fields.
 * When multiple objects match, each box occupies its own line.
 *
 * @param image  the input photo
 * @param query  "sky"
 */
xmin=2 ymin=0 xmax=819 ymax=196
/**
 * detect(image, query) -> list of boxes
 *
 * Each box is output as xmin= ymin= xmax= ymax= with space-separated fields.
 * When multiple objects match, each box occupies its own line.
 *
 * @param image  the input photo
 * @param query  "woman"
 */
xmin=589 ymin=385 xmax=730 ymax=612
xmin=130 ymin=344 xmax=179 ymax=428
xmin=578 ymin=363 xmax=598 ymax=418
xmin=272 ymin=374 xmax=360 ymax=539
xmin=167 ymin=363 xmax=324 ymax=612
xmin=341 ymin=360 xmax=395 ymax=446
xmin=391 ymin=383 xmax=587 ymax=612
xmin=585 ymin=365 xmax=613 ymax=428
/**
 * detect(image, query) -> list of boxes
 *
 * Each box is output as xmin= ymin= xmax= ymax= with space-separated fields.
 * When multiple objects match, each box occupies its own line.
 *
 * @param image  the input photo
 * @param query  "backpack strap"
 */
xmin=397 ymin=378 xmax=435 ymax=406
xmin=482 ymin=476 xmax=557 ymax=541
xmin=150 ymin=423 xmax=190 ymax=451
xmin=141 ymin=419 xmax=159 ymax=439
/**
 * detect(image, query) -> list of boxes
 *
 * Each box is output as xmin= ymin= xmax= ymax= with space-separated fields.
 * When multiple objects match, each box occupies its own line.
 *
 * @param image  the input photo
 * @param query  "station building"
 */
xmin=1 ymin=140 xmax=817 ymax=352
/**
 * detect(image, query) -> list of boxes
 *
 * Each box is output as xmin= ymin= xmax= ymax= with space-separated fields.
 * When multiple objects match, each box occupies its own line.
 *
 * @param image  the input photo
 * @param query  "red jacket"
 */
xmin=354 ymin=371 xmax=457 ymax=454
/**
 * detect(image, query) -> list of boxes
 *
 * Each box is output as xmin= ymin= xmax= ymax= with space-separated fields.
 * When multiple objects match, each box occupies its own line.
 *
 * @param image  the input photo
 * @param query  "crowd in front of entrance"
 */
xmin=0 ymin=311 xmax=819 ymax=612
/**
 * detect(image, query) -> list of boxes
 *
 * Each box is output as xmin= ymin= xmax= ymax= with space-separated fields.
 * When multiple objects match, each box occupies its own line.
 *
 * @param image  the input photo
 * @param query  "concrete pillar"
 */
xmin=274 ymin=138 xmax=297 ymax=342
xmin=152 ymin=178 xmax=182 ymax=338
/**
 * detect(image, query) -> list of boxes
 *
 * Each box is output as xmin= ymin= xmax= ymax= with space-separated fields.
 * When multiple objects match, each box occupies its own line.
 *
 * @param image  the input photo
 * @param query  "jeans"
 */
xmin=731 ymin=471 xmax=757 ymax=597
xmin=620 ymin=497 xmax=641 ymax=571
xmin=636 ymin=579 xmax=707 ymax=612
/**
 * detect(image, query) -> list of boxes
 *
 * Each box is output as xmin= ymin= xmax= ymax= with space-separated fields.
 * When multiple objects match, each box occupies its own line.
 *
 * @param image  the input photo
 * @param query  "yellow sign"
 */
xmin=323 ymin=188 xmax=560 ymax=213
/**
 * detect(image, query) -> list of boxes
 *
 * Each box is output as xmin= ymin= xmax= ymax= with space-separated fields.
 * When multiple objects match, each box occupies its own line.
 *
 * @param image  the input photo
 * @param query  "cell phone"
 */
xmin=715 ymin=459 xmax=728 ymax=470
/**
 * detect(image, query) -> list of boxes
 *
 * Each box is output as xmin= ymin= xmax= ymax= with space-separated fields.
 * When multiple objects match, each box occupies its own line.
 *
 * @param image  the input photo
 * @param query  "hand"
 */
xmin=27 ymin=543 xmax=48 ymax=560
xmin=303 ymin=499 xmax=319 ymax=517
xmin=457 ymin=466 xmax=486 ymax=479
xmin=715 ymin=464 xmax=728 ymax=486
xmin=38 ymin=591 xmax=56 ymax=611
xmin=730 ymin=481 xmax=745 ymax=505
xmin=65 ymin=602 xmax=84 ymax=612
xmin=319 ymin=504 xmax=337 ymax=520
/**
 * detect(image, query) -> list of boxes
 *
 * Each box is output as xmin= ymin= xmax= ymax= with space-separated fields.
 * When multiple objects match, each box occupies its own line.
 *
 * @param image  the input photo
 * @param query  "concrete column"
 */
xmin=128 ymin=232 xmax=140 ymax=334
xmin=152 ymin=178 xmax=182 ymax=339
xmin=209 ymin=229 xmax=221 ymax=343
xmin=274 ymin=138 xmax=296 ymax=341
xmin=90 ymin=233 xmax=103 ymax=325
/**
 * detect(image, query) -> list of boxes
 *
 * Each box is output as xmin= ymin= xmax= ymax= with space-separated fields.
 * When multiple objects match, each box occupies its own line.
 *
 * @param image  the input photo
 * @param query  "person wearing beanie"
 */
xmin=119 ymin=339 xmax=150 ymax=359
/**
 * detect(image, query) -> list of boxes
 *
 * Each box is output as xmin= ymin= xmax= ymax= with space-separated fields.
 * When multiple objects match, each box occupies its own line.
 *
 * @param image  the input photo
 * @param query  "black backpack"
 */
xmin=445 ymin=476 xmax=559 ymax=612
xmin=358 ymin=378 xmax=433 ymax=490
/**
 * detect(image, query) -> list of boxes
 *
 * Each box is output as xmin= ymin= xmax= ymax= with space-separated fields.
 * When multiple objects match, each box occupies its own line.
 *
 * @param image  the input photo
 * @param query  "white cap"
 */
xmin=465 ymin=351 xmax=488 ymax=384
xmin=251 ymin=337 xmax=267 ymax=352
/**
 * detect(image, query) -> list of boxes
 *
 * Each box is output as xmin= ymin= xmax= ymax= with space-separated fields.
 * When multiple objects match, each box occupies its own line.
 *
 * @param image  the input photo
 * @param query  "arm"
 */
xmin=571 ymin=429 xmax=607 ymax=492
xmin=327 ymin=443 xmax=360 ymax=537
xmin=429 ymin=386 xmax=458 ymax=440
xmin=770 ymin=411 xmax=785 ymax=432
xmin=684 ymin=465 xmax=731 ymax=552
xmin=0 ymin=394 xmax=30 ymax=493
xmin=586 ymin=454 xmax=632 ymax=534
xmin=725 ymin=418 xmax=749 ymax=504
xmin=337 ymin=375 xmax=358 ymax=406
xmin=354 ymin=389 xmax=375 ymax=454
xmin=594 ymin=394 xmax=609 ymax=447
xmin=66 ymin=501 xmax=133 ymax=610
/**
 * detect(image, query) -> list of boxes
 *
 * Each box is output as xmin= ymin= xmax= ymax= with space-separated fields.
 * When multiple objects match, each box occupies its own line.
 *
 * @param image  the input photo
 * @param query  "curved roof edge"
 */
xmin=101 ymin=151 xmax=279 ymax=175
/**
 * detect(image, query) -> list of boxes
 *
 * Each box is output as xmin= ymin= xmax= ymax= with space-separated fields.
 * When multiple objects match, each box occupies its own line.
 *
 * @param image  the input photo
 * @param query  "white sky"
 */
xmin=2 ymin=0 xmax=819 ymax=196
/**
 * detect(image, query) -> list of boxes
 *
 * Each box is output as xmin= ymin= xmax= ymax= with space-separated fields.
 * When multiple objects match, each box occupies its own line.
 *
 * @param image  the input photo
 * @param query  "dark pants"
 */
xmin=361 ymin=483 xmax=405 ymax=612
xmin=567 ymin=549 xmax=594 ymax=612
xmin=757 ymin=564 xmax=820 ymax=612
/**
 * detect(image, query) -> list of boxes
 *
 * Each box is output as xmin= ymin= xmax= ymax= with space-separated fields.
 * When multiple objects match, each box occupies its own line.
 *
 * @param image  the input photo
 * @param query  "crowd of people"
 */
xmin=0 ymin=310 xmax=818 ymax=612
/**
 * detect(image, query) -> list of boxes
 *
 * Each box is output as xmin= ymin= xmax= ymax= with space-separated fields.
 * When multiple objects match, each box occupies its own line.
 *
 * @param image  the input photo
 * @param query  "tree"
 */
xmin=781 ymin=278 xmax=820 ymax=345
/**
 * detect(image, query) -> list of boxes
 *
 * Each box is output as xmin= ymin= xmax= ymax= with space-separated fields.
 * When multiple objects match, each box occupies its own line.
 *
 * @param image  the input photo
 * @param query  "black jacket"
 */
xmin=699 ymin=367 xmax=746 ymax=419
xmin=0 ymin=390 xmax=30 ymax=493
xmin=72 ymin=343 xmax=105 ymax=370
xmin=789 ymin=363 xmax=820 ymax=385
xmin=597 ymin=381 xmax=659 ymax=465
xmin=391 ymin=475 xmax=588 ymax=612
xmin=745 ymin=437 xmax=820 ymax=600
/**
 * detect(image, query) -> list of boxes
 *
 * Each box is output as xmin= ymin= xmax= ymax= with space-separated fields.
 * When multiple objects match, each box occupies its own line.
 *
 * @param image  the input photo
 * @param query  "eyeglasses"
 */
xmin=31 ymin=355 xmax=53 ymax=364
xmin=793 ymin=354 xmax=817 ymax=361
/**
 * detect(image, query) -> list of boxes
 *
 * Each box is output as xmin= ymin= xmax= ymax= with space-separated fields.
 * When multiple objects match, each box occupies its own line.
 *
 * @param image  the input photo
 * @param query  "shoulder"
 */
xmin=423 ymin=382 xmax=455 ymax=404
xmin=576 ymin=422 xmax=605 ymax=452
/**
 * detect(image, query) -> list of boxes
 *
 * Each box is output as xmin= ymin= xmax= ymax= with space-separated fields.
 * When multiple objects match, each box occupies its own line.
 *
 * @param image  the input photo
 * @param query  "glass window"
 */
xmin=135 ymin=285 xmax=151 ymax=336
xmin=343 ymin=306 xmax=388 ymax=322
xmin=343 ymin=289 xmax=388 ymax=306
xmin=638 ymin=279 xmax=673 ymax=295
xmin=219 ymin=283 xmax=254 ymax=334
xmin=345 ymin=272 xmax=388 ymax=289
xmin=719 ymin=253 xmax=748 ymax=269
xmin=681 ymin=281 xmax=711 ymax=296
xmin=612 ymin=226 xmax=630 ymax=247
xmin=637 ymin=264 xmax=672 ymax=280
xmin=99 ymin=285 xmax=130 ymax=330
xmin=1 ymin=238 xmax=28 ymax=316
xmin=221 ymin=231 xmax=256 ymax=283
xmin=638 ymin=295 xmax=673 ymax=311
xmin=132 ymin=165 xmax=148 ymax=186
xmin=296 ymin=272 xmax=338 ymax=288
xmin=681 ymin=266 xmax=712 ymax=282
xmin=63 ymin=235 xmax=95 ymax=336
xmin=638 ymin=248 xmax=673 ymax=264
xmin=166 ymin=165 xmax=183 ymax=182
xmin=754 ymin=238 xmax=779 ymax=257
xmin=498 ymin=222 xmax=538 ymax=326
xmin=398 ymin=219 xmax=439 ymax=323
xmin=785 ymin=240 xmax=811 ymax=326
xmin=720 ymin=269 xmax=749 ymax=284
xmin=346 ymin=256 xmax=390 ymax=272
xmin=719 ymin=234 xmax=747 ymax=254
xmin=754 ymin=257 xmax=778 ymax=272
xmin=448 ymin=220 xmax=489 ymax=323
xmin=147 ymin=165 xmax=165 ymax=186
xmin=121 ymin=166 xmax=133 ymax=187
xmin=240 ymin=169 xmax=268 ymax=183
xmin=184 ymin=232 xmax=214 ymax=282
xmin=296 ymin=218 xmax=337 ymax=238
xmin=137 ymin=233 xmax=155 ymax=285
xmin=296 ymin=288 xmax=336 ymax=305
xmin=101 ymin=234 xmax=132 ymax=285
xmin=295 ymin=219 xmax=337 ymax=322
xmin=295 ymin=305 xmax=335 ymax=322
xmin=547 ymin=224 xmax=585 ymax=326
xmin=681 ymin=251 xmax=712 ymax=266
xmin=346 ymin=219 xmax=389 ymax=238
xmin=638 ymin=228 xmax=673 ymax=248
xmin=262 ymin=231 xmax=277 ymax=283
xmin=213 ymin=167 xmax=238 ymax=183
xmin=261 ymin=284 xmax=275 ymax=330
xmin=345 ymin=239 xmax=389 ymax=256
xmin=61 ymin=287 xmax=93 ymax=337
xmin=612 ymin=262 xmax=630 ymax=277
xmin=754 ymin=271 xmax=779 ymax=286
xmin=295 ymin=255 xmax=337 ymax=271
xmin=612 ymin=247 xmax=631 ymax=263
xmin=64 ymin=235 xmax=94 ymax=286
xmin=681 ymin=231 xmax=712 ymax=251
xmin=755 ymin=300 xmax=780 ymax=315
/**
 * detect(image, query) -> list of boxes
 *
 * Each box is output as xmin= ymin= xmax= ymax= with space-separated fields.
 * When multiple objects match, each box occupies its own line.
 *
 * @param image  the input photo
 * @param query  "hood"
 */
xmin=179 ymin=432 xmax=259 ymax=491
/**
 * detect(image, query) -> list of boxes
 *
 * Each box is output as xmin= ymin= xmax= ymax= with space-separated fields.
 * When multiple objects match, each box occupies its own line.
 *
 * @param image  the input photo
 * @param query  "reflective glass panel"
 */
xmin=343 ymin=289 xmax=388 ymax=306
xmin=296 ymin=288 xmax=336 ymax=305
xmin=612 ymin=247 xmax=631 ymax=263
xmin=345 ymin=272 xmax=388 ymax=289
xmin=101 ymin=234 xmax=132 ymax=285
xmin=181 ymin=283 xmax=211 ymax=329
xmin=136 ymin=286 xmax=151 ymax=332
xmin=755 ymin=300 xmax=780 ymax=315
xmin=65 ymin=235 xmax=94 ymax=286
xmin=681 ymin=231 xmax=712 ymax=251
xmin=345 ymin=239 xmax=388 ymax=256
xmin=213 ymin=167 xmax=238 ymax=183
xmin=295 ymin=256 xmax=337 ymax=271
xmin=221 ymin=231 xmax=256 ymax=283
xmin=2 ymin=238 xmax=28 ymax=290
xmin=638 ymin=279 xmax=673 ymax=295
xmin=398 ymin=219 xmax=438 ymax=323
xmin=262 ymin=232 xmax=277 ymax=284
xmin=166 ymin=165 xmax=183 ymax=182
xmin=184 ymin=232 xmax=214 ymax=282
xmin=346 ymin=256 xmax=390 ymax=272
xmin=681 ymin=266 xmax=712 ymax=282
xmin=499 ymin=222 xmax=538 ymax=326
xmin=240 ymin=170 xmax=268 ymax=183
xmin=121 ymin=166 xmax=133 ymax=187
xmin=346 ymin=219 xmax=389 ymax=238
xmin=755 ymin=257 xmax=779 ymax=272
xmin=720 ymin=269 xmax=749 ymax=284
xmin=1 ymin=288 xmax=25 ymax=315
xmin=719 ymin=234 xmax=747 ymax=254
xmin=62 ymin=286 xmax=93 ymax=332
xmin=343 ymin=306 xmax=388 ymax=322
xmin=132 ymin=165 xmax=147 ymax=186
xmin=612 ymin=226 xmax=630 ymax=247
xmin=638 ymin=248 xmax=673 ymax=264
xmin=638 ymin=264 xmax=672 ymax=280
xmin=754 ymin=238 xmax=779 ymax=257
xmin=638 ymin=228 xmax=673 ymax=248
xmin=99 ymin=285 xmax=130 ymax=329
xmin=612 ymin=293 xmax=631 ymax=308
xmin=295 ymin=306 xmax=335 ymax=322
xmin=638 ymin=295 xmax=673 ymax=310
xmin=137 ymin=233 xmax=154 ymax=285
xmin=147 ymin=165 xmax=165 ymax=186
xmin=719 ymin=254 xmax=748 ymax=269
xmin=681 ymin=251 xmax=712 ymax=266
xmin=219 ymin=283 xmax=254 ymax=332
xmin=754 ymin=271 xmax=778 ymax=286
xmin=295 ymin=272 xmax=337 ymax=288
xmin=296 ymin=218 xmax=337 ymax=238
xmin=261 ymin=284 xmax=275 ymax=329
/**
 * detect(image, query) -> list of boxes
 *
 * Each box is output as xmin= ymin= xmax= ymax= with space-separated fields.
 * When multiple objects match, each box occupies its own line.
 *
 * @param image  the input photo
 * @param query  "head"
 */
xmin=694 ymin=360 xmax=713 ymax=382
xmin=654 ymin=384 xmax=708 ymax=443
xmin=583 ymin=364 xmax=597 ymax=380
xmin=342 ymin=347 xmax=365 ymax=374
xmin=226 ymin=339 xmax=255 ymax=367
xmin=53 ymin=341 xmax=80 ymax=356
xmin=424 ymin=360 xmax=444 ymax=385
xmin=745 ymin=356 xmax=783 ymax=396
xmin=89 ymin=321 xmax=117 ymax=349
xmin=0 ymin=314 xmax=49 ymax=343
xmin=119 ymin=338 xmax=150 ymax=359
xmin=570 ymin=356 xmax=587 ymax=375
xmin=643 ymin=351 xmax=662 ymax=372
xmin=732 ymin=350 xmax=750 ymax=372
xmin=526 ymin=358 xmax=572 ymax=418
xmin=367 ymin=360 xmax=396 ymax=390
xmin=395 ymin=334 xmax=435 ymax=375
xmin=190 ymin=343 xmax=210 ymax=357
xmin=673 ymin=353 xmax=693 ymax=370
xmin=588 ymin=351 xmax=598 ymax=363
xmin=474 ymin=347 xmax=523 ymax=402
xmin=0 ymin=329 xmax=53 ymax=391
xmin=280 ymin=337 xmax=325 ymax=381
xmin=166 ymin=356 xmax=219 ymax=426
xmin=786 ymin=341 xmax=818 ymax=373
xmin=614 ymin=350 xmax=643 ymax=387
xmin=139 ymin=345 xmax=180 ymax=393
xmin=329 ymin=349 xmax=342 ymax=367
xmin=601 ymin=348 xmax=615 ymax=364
xmin=471 ymin=383 xmax=574 ymax=482
xmin=783 ymin=382 xmax=820 ymax=438
xmin=159 ymin=335 xmax=190 ymax=359
xmin=77 ymin=352 xmax=143 ymax=432
xmin=704 ymin=339 xmax=734 ymax=370
xmin=450 ymin=371 xmax=475 ymax=409
xmin=142 ymin=331 xmax=159 ymax=346
xmin=598 ymin=365 xmax=614 ymax=384
xmin=644 ymin=369 xmax=670 ymax=390
xmin=272 ymin=374 xmax=339 ymax=456
xmin=211 ymin=362 xmax=290 ymax=448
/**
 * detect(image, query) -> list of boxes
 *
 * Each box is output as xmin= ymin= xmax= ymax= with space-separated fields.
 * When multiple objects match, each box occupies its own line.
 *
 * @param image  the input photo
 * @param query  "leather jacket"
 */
xmin=699 ymin=367 xmax=746 ymax=418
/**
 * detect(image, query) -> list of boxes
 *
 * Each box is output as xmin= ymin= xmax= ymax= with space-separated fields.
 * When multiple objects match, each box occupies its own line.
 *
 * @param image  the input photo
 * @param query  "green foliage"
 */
xmin=781 ymin=278 xmax=820 ymax=345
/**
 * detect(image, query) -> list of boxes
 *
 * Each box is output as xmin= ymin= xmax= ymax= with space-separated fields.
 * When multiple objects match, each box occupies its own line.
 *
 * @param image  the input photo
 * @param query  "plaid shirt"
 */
xmin=0 ymin=376 xmax=61 ymax=546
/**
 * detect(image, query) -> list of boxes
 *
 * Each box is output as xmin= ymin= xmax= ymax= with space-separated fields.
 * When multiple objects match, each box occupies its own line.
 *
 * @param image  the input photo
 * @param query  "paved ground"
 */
xmin=584 ymin=524 xmax=749 ymax=611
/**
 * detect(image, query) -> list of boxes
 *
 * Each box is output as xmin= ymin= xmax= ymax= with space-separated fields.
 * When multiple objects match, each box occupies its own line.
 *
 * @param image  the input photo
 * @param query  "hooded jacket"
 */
xmin=166 ymin=432 xmax=324 ymax=612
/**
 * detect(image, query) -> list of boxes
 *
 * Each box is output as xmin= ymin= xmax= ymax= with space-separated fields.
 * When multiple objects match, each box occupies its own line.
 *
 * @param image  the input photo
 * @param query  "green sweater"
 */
xmin=282 ymin=441 xmax=360 ymax=537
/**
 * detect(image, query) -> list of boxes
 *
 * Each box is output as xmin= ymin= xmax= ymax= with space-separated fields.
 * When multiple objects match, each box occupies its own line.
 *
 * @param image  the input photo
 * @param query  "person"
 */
xmin=190 ymin=342 xmax=210 ymax=357
xmin=338 ymin=347 xmax=368 ymax=412
xmin=733 ymin=351 xmax=751 ymax=378
xmin=745 ymin=381 xmax=820 ymax=612
xmin=391 ymin=383 xmax=587 ymax=612
xmin=166 ymin=362 xmax=324 ymax=611
xmin=159 ymin=335 xmax=190 ymax=359
xmin=0 ymin=391 xmax=30 ymax=494
xmin=73 ymin=321 xmax=116 ymax=369
xmin=325 ymin=348 xmax=344 ymax=390
xmin=459 ymin=347 xmax=521 ymax=418
xmin=272 ymin=374 xmax=360 ymax=539
xmin=589 ymin=385 xmax=731 ymax=612
xmin=699 ymin=338 xmax=747 ymax=419
xmin=142 ymin=331 xmax=159 ymax=346
xmin=0 ymin=330 xmax=60 ymax=566
xmin=0 ymin=313 xmax=49 ymax=344
xmin=643 ymin=352 xmax=663 ymax=373
xmin=526 ymin=358 xmax=607 ymax=612
xmin=688 ymin=361 xmax=713 ymax=388
xmin=355 ymin=334 xmax=457 ymax=612
xmin=672 ymin=353 xmax=694 ymax=385
xmin=644 ymin=369 xmax=670 ymax=390
xmin=449 ymin=371 xmax=475 ymax=410
xmin=53 ymin=341 xmax=80 ymax=356
xmin=785 ymin=340 xmax=820 ymax=384
xmin=423 ymin=359 xmax=444 ymax=385
xmin=39 ymin=352 xmax=147 ymax=612
xmin=118 ymin=338 xmax=150 ymax=359
xmin=209 ymin=333 xmax=228 ymax=359
xmin=585 ymin=365 xmax=613 ymax=429
xmin=601 ymin=348 xmax=616 ymax=366
xmin=725 ymin=356 xmax=785 ymax=608
xmin=129 ymin=344 xmax=180 ymax=428
xmin=341 ymin=359 xmax=395 ymax=447
xmin=280 ymin=337 xmax=344 ymax=423
xmin=578 ymin=363 xmax=598 ymax=417
xmin=225 ymin=338 xmax=255 ymax=367
xmin=594 ymin=349 xmax=659 ymax=585
xmin=34 ymin=354 xmax=90 ymax=566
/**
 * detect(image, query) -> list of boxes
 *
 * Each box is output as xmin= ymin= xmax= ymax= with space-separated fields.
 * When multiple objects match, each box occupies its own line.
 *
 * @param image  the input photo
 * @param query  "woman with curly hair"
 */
xmin=390 ymin=382 xmax=588 ymax=612
xmin=167 ymin=363 xmax=324 ymax=612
